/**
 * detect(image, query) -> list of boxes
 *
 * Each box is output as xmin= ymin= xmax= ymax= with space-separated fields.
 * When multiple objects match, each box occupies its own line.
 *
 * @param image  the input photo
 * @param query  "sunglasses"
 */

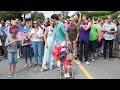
xmin=34 ymin=23 xmax=38 ymax=24
xmin=107 ymin=18 xmax=111 ymax=19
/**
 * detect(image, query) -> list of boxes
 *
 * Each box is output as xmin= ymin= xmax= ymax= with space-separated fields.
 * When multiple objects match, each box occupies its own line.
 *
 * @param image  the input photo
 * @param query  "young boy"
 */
xmin=5 ymin=27 xmax=19 ymax=78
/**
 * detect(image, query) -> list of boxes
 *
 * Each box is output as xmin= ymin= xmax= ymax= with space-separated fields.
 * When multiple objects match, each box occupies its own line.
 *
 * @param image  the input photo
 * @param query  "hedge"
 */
xmin=92 ymin=12 xmax=120 ymax=20
xmin=80 ymin=11 xmax=116 ymax=18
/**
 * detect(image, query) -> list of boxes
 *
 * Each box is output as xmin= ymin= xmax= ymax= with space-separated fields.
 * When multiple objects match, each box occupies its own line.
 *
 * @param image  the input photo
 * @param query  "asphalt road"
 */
xmin=0 ymin=56 xmax=120 ymax=79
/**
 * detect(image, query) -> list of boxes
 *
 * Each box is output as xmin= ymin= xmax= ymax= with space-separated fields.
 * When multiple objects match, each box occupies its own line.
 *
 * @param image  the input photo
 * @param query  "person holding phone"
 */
xmin=102 ymin=16 xmax=117 ymax=60
xmin=5 ymin=27 xmax=20 ymax=78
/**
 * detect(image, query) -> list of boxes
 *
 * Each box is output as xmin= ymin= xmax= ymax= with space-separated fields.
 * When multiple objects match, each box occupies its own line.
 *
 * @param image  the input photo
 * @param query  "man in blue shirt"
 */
xmin=0 ymin=20 xmax=7 ymax=59
xmin=51 ymin=14 xmax=70 ymax=45
xmin=51 ymin=14 xmax=71 ymax=71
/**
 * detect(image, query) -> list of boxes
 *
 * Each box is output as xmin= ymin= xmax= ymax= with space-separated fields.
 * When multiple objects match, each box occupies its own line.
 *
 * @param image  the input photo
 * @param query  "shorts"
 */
xmin=89 ymin=40 xmax=97 ymax=52
xmin=17 ymin=42 xmax=21 ymax=48
xmin=8 ymin=51 xmax=18 ymax=64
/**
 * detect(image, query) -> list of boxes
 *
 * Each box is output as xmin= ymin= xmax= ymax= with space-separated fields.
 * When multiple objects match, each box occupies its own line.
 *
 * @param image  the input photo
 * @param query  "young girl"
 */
xmin=22 ymin=32 xmax=32 ymax=68
xmin=5 ymin=27 xmax=19 ymax=78
xmin=61 ymin=53 xmax=73 ymax=78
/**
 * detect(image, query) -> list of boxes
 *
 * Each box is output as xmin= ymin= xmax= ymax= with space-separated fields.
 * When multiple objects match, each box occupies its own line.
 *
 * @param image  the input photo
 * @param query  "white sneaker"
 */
xmin=77 ymin=61 xmax=81 ymax=64
xmin=18 ymin=56 xmax=20 ymax=59
xmin=64 ymin=74 xmax=68 ymax=78
xmin=85 ymin=61 xmax=90 ymax=65
xmin=8 ymin=75 xmax=12 ymax=78
xmin=13 ymin=72 xmax=17 ymax=76
xmin=66 ymin=73 xmax=70 ymax=77
xmin=8 ymin=72 xmax=12 ymax=78
xmin=57 ymin=68 xmax=60 ymax=71
xmin=91 ymin=59 xmax=95 ymax=62
xmin=24 ymin=64 xmax=28 ymax=68
xmin=41 ymin=68 xmax=44 ymax=72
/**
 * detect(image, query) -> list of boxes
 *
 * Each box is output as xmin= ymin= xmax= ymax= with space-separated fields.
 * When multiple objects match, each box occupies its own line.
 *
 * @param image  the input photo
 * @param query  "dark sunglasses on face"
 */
xmin=34 ymin=23 xmax=38 ymax=24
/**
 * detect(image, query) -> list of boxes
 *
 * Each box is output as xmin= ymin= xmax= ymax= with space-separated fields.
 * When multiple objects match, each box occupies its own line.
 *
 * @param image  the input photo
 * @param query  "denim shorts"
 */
xmin=8 ymin=51 xmax=18 ymax=64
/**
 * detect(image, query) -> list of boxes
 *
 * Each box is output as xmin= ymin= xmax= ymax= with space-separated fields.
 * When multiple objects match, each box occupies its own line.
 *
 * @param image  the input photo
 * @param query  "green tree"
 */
xmin=31 ymin=12 xmax=45 ymax=21
xmin=0 ymin=11 xmax=23 ymax=20
xmin=0 ymin=11 xmax=32 ymax=21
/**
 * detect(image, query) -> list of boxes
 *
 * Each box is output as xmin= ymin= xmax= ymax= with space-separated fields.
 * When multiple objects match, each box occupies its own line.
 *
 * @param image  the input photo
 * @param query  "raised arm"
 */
xmin=81 ymin=22 xmax=92 ymax=31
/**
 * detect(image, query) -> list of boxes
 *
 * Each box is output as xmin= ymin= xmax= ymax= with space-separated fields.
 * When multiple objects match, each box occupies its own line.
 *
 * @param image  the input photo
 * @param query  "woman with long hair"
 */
xmin=29 ymin=21 xmax=44 ymax=68
xmin=41 ymin=19 xmax=55 ymax=71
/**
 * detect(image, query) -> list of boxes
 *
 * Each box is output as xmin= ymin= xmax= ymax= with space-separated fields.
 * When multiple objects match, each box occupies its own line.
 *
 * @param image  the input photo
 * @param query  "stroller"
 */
xmin=58 ymin=45 xmax=74 ymax=79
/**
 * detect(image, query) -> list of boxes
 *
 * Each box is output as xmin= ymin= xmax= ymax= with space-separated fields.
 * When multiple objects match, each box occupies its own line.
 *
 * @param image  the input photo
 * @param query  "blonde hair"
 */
xmin=97 ymin=18 xmax=103 ymax=23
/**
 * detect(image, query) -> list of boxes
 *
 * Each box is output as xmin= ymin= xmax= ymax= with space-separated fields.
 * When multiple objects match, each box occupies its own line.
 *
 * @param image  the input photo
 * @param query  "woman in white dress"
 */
xmin=41 ymin=19 xmax=55 ymax=71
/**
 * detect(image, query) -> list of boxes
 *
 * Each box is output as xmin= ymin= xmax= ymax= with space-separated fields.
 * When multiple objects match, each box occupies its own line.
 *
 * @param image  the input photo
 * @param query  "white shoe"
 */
xmin=64 ymin=74 xmax=68 ymax=78
xmin=8 ymin=75 xmax=12 ymax=78
xmin=41 ymin=68 xmax=44 ymax=72
xmin=91 ymin=59 xmax=95 ymax=62
xmin=85 ymin=61 xmax=90 ymax=65
xmin=77 ymin=61 xmax=81 ymax=64
xmin=8 ymin=72 xmax=12 ymax=78
xmin=18 ymin=56 xmax=20 ymax=59
xmin=66 ymin=73 xmax=70 ymax=77
xmin=13 ymin=72 xmax=17 ymax=76
xmin=57 ymin=68 xmax=60 ymax=71
xmin=24 ymin=64 xmax=28 ymax=68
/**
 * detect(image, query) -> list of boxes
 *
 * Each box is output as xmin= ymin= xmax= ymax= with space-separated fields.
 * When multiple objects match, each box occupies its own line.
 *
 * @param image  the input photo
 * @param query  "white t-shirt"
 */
xmin=30 ymin=27 xmax=44 ymax=42
xmin=102 ymin=22 xmax=117 ymax=40
xmin=0 ymin=24 xmax=2 ymax=28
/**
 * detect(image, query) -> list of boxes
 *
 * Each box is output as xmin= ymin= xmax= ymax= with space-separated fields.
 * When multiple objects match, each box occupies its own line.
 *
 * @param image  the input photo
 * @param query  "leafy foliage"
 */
xmin=31 ymin=11 xmax=45 ymax=21
xmin=0 ymin=11 xmax=23 ymax=20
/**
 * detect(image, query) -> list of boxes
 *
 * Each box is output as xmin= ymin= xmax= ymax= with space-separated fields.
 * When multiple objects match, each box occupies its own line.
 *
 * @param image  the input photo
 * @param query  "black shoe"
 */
xmin=0 ymin=55 xmax=5 ymax=58
xmin=102 ymin=57 xmax=106 ymax=60
xmin=109 ymin=58 xmax=113 ymax=61
xmin=100 ymin=53 xmax=104 ymax=55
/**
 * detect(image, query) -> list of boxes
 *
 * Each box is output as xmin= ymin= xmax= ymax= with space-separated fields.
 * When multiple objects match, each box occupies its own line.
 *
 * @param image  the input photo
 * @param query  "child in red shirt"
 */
xmin=61 ymin=53 xmax=73 ymax=78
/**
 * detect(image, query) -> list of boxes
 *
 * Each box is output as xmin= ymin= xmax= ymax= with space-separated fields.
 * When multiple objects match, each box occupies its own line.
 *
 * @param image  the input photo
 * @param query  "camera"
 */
xmin=110 ymin=28 xmax=115 ymax=31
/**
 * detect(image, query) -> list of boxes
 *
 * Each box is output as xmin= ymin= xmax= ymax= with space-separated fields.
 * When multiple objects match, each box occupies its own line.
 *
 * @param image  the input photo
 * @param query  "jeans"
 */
xmin=79 ymin=40 xmax=89 ymax=62
xmin=8 ymin=51 xmax=18 ymax=64
xmin=103 ymin=39 xmax=114 ymax=58
xmin=23 ymin=45 xmax=32 ymax=64
xmin=32 ymin=41 xmax=43 ymax=64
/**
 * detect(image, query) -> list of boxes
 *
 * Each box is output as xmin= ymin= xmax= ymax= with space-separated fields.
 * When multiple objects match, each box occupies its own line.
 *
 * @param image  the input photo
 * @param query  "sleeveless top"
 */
xmin=47 ymin=26 xmax=54 ymax=38
xmin=23 ymin=39 xmax=30 ymax=44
